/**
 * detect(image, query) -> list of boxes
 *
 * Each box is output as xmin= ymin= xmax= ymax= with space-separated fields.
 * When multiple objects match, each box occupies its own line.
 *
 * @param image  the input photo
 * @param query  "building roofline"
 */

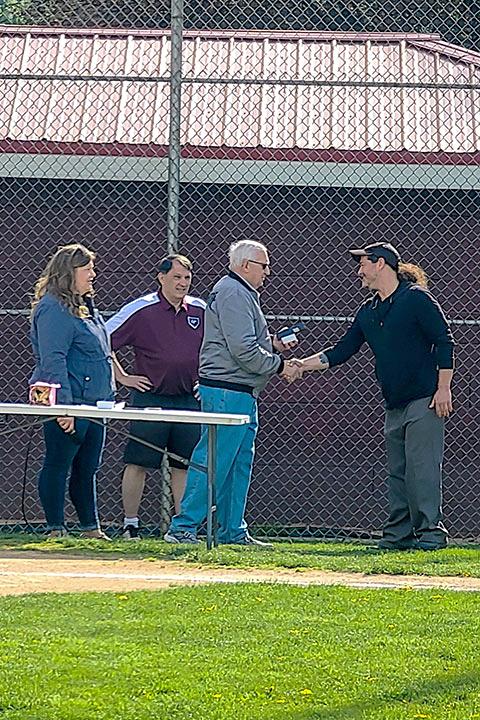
xmin=0 ymin=25 xmax=443 ymax=42
xmin=408 ymin=38 xmax=480 ymax=66
xmin=4 ymin=26 xmax=480 ymax=63
xmin=2 ymin=24 xmax=479 ymax=68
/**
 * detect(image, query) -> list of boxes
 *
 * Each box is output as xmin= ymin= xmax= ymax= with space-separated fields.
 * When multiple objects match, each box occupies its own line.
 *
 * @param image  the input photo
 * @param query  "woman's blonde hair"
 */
xmin=32 ymin=243 xmax=96 ymax=318
xmin=397 ymin=262 xmax=428 ymax=288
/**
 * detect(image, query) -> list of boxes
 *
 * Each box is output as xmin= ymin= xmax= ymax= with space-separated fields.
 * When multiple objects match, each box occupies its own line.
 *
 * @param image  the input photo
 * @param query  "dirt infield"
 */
xmin=1 ymin=551 xmax=480 ymax=595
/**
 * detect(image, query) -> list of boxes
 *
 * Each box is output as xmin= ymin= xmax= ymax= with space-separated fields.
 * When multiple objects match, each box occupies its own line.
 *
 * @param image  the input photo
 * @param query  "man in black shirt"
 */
xmin=298 ymin=242 xmax=454 ymax=551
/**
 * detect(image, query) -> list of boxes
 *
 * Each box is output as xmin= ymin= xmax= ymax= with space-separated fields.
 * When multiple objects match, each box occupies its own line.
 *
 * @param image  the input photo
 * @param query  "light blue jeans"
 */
xmin=169 ymin=385 xmax=258 ymax=543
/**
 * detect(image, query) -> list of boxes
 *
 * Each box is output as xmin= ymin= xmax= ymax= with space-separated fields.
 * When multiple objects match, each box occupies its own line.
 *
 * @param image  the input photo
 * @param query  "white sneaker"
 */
xmin=227 ymin=533 xmax=273 ymax=548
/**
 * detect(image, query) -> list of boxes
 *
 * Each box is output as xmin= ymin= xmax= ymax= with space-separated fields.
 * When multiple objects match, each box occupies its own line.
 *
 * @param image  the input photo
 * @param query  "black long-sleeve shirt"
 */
xmin=324 ymin=281 xmax=455 ymax=409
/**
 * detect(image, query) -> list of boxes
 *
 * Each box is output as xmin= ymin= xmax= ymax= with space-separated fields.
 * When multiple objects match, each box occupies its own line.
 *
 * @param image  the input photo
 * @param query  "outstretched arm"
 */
xmin=299 ymin=352 xmax=330 ymax=373
xmin=297 ymin=317 xmax=366 ymax=375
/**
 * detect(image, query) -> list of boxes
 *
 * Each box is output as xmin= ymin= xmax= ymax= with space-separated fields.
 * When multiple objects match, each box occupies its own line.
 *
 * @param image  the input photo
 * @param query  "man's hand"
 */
xmin=118 ymin=374 xmax=153 ymax=392
xmin=281 ymin=359 xmax=304 ymax=383
xmin=272 ymin=330 xmax=298 ymax=353
xmin=57 ymin=417 xmax=75 ymax=433
xmin=429 ymin=387 xmax=453 ymax=418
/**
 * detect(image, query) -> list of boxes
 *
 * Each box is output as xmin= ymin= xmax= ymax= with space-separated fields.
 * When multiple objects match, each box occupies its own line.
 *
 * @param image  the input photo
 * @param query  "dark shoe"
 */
xmin=226 ymin=533 xmax=274 ymax=548
xmin=122 ymin=524 xmax=141 ymax=541
xmin=47 ymin=528 xmax=68 ymax=539
xmin=163 ymin=530 xmax=199 ymax=545
xmin=413 ymin=539 xmax=448 ymax=551
xmin=378 ymin=538 xmax=415 ymax=551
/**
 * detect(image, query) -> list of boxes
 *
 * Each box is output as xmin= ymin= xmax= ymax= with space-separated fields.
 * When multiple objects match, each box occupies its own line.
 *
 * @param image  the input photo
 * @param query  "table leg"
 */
xmin=206 ymin=424 xmax=218 ymax=549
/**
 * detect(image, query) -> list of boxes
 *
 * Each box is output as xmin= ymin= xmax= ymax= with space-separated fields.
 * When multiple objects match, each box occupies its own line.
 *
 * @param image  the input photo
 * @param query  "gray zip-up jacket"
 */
xmin=199 ymin=272 xmax=283 ymax=396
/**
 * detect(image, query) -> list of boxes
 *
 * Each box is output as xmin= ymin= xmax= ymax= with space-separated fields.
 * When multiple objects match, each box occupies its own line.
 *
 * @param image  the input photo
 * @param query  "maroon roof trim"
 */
xmin=184 ymin=145 xmax=480 ymax=165
xmin=2 ymin=139 xmax=480 ymax=166
xmin=0 ymin=140 xmax=169 ymax=158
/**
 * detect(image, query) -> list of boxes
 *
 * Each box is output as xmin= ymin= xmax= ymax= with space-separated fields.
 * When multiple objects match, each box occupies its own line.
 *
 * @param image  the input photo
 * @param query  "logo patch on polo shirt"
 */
xmin=187 ymin=316 xmax=201 ymax=330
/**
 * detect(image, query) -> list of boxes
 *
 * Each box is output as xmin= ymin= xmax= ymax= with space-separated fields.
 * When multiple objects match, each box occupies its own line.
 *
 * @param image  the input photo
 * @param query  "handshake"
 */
xmin=272 ymin=328 xmax=329 ymax=384
xmin=280 ymin=359 xmax=305 ymax=384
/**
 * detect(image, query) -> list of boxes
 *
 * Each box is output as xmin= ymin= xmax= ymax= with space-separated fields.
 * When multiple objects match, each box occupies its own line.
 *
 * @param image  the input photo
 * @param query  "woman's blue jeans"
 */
xmin=38 ymin=418 xmax=106 ymax=531
xmin=169 ymin=385 xmax=258 ymax=544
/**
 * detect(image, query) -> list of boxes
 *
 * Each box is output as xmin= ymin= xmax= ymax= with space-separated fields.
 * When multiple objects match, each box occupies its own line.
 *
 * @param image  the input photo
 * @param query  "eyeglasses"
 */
xmin=248 ymin=260 xmax=270 ymax=271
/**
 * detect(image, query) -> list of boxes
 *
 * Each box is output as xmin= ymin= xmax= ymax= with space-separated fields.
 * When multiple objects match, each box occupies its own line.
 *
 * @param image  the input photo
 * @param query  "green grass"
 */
xmin=1 ymin=533 xmax=480 ymax=578
xmin=0 ymin=583 xmax=479 ymax=719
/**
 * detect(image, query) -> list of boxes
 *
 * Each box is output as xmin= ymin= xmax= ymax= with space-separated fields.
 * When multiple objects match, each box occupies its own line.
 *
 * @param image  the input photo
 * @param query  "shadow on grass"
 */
xmin=0 ymin=533 xmax=201 ymax=562
xmin=290 ymin=670 xmax=480 ymax=719
xmin=0 ymin=535 xmax=378 ymax=556
xmin=1 ymin=534 xmax=480 ymax=578
xmin=268 ymin=542 xmax=480 ymax=557
xmin=250 ymin=544 xmax=380 ymax=558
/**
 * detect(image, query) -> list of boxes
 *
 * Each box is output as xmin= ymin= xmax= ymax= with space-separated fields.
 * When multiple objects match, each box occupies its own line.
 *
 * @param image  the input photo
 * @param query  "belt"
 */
xmin=198 ymin=377 xmax=255 ymax=396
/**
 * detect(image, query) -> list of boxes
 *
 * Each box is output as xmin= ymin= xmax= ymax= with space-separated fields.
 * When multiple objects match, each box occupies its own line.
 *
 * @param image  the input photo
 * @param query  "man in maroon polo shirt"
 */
xmin=106 ymin=254 xmax=205 ymax=539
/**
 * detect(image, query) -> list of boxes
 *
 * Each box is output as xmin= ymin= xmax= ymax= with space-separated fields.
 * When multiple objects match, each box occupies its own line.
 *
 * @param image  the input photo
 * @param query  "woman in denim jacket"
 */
xmin=30 ymin=243 xmax=115 ymax=539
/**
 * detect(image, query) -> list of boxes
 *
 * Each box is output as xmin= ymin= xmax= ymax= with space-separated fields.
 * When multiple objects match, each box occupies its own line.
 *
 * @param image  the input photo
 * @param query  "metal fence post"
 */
xmin=166 ymin=0 xmax=184 ymax=254
xmin=159 ymin=0 xmax=185 ymax=535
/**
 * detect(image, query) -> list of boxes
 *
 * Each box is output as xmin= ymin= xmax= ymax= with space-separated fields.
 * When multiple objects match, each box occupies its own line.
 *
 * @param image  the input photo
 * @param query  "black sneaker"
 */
xmin=122 ymin=524 xmax=140 ymax=541
xmin=414 ymin=539 xmax=448 ymax=551
xmin=378 ymin=538 xmax=415 ymax=551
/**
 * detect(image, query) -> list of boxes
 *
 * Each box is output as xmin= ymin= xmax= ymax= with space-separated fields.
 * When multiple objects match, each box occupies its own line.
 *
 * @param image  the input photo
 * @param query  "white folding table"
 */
xmin=0 ymin=402 xmax=250 ymax=549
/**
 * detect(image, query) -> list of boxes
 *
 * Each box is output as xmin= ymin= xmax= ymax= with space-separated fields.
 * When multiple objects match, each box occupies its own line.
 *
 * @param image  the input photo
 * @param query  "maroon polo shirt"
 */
xmin=106 ymin=291 xmax=205 ymax=396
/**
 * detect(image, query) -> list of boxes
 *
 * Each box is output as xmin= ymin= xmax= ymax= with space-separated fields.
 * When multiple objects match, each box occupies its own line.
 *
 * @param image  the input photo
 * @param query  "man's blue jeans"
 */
xmin=169 ymin=385 xmax=258 ymax=543
xmin=38 ymin=418 xmax=105 ymax=531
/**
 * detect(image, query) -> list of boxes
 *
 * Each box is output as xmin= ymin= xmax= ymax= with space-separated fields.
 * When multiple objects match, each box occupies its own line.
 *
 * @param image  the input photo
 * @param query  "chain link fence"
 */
xmin=0 ymin=0 xmax=479 ymax=541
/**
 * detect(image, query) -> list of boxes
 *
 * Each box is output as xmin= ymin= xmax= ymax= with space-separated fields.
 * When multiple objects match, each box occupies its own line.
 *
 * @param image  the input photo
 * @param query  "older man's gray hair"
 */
xmin=228 ymin=239 xmax=268 ymax=269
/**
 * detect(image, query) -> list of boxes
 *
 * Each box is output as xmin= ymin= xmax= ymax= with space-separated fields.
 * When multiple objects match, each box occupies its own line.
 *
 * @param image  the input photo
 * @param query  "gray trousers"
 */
xmin=383 ymin=396 xmax=448 ymax=545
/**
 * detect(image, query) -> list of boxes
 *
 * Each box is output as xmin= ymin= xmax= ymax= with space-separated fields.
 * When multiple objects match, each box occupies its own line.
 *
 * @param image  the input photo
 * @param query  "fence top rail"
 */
xmin=0 ymin=402 xmax=249 ymax=426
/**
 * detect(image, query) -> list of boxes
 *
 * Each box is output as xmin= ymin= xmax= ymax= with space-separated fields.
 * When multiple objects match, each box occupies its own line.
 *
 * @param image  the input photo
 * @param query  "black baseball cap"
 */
xmin=349 ymin=242 xmax=401 ymax=271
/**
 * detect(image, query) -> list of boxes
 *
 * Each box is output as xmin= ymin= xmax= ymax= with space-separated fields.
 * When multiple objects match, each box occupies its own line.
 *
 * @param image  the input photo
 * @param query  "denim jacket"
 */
xmin=30 ymin=293 xmax=115 ymax=405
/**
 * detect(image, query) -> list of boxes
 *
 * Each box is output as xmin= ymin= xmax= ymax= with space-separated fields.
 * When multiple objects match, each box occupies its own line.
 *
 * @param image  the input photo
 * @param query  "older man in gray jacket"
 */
xmin=165 ymin=239 xmax=299 ymax=546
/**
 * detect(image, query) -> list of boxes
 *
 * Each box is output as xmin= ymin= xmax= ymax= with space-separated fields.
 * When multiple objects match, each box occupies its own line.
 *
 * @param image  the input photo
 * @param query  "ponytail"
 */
xmin=397 ymin=262 xmax=428 ymax=288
